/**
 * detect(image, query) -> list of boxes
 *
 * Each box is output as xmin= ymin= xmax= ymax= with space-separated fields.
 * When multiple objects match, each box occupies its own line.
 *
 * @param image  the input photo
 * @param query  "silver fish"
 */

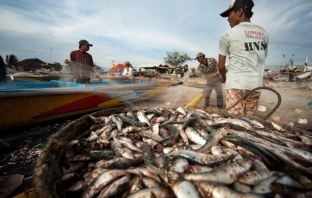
xmin=196 ymin=126 xmax=230 ymax=153
xmin=168 ymin=159 xmax=252 ymax=185
xmin=184 ymin=165 xmax=213 ymax=173
xmin=127 ymin=186 xmax=172 ymax=198
xmin=239 ymin=170 xmax=279 ymax=185
xmin=120 ymin=147 xmax=135 ymax=160
xmin=129 ymin=176 xmax=144 ymax=195
xmin=97 ymin=174 xmax=131 ymax=198
xmin=232 ymin=180 xmax=251 ymax=193
xmin=81 ymin=169 xmax=126 ymax=198
xmin=185 ymin=127 xmax=207 ymax=145
xmin=68 ymin=180 xmax=86 ymax=192
xmin=194 ymin=181 xmax=262 ymax=198
xmin=171 ymin=180 xmax=202 ymax=198
xmin=152 ymin=123 xmax=160 ymax=134
xmin=137 ymin=110 xmax=151 ymax=126
xmin=111 ymin=115 xmax=123 ymax=131
xmin=252 ymin=175 xmax=279 ymax=194
xmin=176 ymin=106 xmax=187 ymax=116
xmin=167 ymin=150 xmax=235 ymax=167
xmin=85 ymin=168 xmax=107 ymax=186
xmin=142 ymin=176 xmax=159 ymax=188
xmin=271 ymin=121 xmax=285 ymax=131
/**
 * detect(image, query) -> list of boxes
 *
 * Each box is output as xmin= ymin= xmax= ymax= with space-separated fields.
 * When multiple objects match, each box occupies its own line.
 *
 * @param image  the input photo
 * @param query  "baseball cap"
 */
xmin=124 ymin=61 xmax=131 ymax=66
xmin=194 ymin=52 xmax=205 ymax=60
xmin=220 ymin=0 xmax=254 ymax=17
xmin=79 ymin=39 xmax=93 ymax=46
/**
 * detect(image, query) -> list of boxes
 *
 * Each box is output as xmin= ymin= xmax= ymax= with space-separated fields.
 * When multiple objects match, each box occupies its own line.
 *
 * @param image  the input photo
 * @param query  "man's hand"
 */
xmin=219 ymin=76 xmax=226 ymax=83
xmin=218 ymin=54 xmax=227 ymax=83
xmin=94 ymin=72 xmax=100 ymax=77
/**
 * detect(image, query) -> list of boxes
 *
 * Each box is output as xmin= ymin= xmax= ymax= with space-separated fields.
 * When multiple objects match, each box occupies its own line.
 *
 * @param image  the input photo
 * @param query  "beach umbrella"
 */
xmin=109 ymin=64 xmax=127 ymax=72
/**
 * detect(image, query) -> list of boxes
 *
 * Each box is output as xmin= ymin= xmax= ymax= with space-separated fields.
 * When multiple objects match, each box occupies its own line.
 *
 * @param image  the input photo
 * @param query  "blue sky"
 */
xmin=0 ymin=0 xmax=312 ymax=70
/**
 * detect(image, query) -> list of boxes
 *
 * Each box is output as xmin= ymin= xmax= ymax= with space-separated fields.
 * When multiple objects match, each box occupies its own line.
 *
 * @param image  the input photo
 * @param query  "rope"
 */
xmin=225 ymin=86 xmax=282 ymax=120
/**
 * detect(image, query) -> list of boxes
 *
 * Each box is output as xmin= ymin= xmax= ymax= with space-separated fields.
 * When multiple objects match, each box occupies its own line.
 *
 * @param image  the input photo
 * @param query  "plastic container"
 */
xmin=298 ymin=118 xmax=308 ymax=125
xmin=258 ymin=106 xmax=267 ymax=112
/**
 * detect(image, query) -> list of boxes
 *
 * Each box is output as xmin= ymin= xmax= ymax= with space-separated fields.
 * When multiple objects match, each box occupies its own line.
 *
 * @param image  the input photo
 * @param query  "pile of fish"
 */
xmin=60 ymin=107 xmax=312 ymax=198
xmin=1 ymin=143 xmax=42 ymax=174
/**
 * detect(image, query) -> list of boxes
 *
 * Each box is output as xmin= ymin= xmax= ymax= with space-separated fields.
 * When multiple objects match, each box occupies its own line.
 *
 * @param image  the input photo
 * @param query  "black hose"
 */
xmin=225 ymin=86 xmax=282 ymax=120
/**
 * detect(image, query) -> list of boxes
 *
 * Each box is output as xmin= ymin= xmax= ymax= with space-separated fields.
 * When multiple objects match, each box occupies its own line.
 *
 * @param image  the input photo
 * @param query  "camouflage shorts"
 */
xmin=226 ymin=89 xmax=261 ymax=117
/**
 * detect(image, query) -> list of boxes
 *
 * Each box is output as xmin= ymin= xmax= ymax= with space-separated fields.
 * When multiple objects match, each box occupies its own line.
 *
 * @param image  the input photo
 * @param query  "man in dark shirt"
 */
xmin=65 ymin=40 xmax=97 ymax=84
xmin=0 ymin=56 xmax=7 ymax=83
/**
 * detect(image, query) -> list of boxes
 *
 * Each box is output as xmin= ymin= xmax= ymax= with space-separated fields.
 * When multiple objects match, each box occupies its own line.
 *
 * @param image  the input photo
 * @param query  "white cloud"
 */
xmin=0 ymin=0 xmax=312 ymax=67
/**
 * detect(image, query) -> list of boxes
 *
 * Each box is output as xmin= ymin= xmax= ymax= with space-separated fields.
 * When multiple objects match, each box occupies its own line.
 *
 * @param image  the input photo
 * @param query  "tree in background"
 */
xmin=94 ymin=63 xmax=103 ymax=72
xmin=54 ymin=61 xmax=61 ymax=71
xmin=5 ymin=54 xmax=19 ymax=67
xmin=164 ymin=51 xmax=192 ymax=67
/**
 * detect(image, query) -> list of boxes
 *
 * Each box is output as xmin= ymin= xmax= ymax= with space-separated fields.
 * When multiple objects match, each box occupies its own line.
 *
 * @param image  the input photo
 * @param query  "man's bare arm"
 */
xmin=218 ymin=54 xmax=227 ymax=83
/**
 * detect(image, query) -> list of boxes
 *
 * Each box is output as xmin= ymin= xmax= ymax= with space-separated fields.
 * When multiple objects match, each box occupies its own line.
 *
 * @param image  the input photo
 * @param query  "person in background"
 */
xmin=218 ymin=0 xmax=269 ymax=116
xmin=183 ymin=64 xmax=189 ymax=72
xmin=195 ymin=52 xmax=224 ymax=108
xmin=64 ymin=39 xmax=98 ymax=84
xmin=189 ymin=68 xmax=199 ymax=78
xmin=122 ymin=61 xmax=133 ymax=77
xmin=138 ymin=68 xmax=142 ymax=77
xmin=0 ymin=55 xmax=7 ymax=83
xmin=154 ymin=69 xmax=161 ymax=78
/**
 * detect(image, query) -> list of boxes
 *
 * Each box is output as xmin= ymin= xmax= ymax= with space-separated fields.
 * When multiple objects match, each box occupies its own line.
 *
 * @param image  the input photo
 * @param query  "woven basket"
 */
xmin=32 ymin=106 xmax=277 ymax=198
xmin=32 ymin=107 xmax=124 ymax=198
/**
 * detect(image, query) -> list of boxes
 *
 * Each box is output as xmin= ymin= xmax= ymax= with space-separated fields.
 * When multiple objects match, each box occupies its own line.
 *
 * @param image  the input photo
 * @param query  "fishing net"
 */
xmin=32 ymin=107 xmax=124 ymax=198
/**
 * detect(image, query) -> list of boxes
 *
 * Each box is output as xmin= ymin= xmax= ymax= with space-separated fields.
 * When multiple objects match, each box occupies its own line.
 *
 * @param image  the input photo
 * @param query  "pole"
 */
xmin=184 ymin=91 xmax=205 ymax=108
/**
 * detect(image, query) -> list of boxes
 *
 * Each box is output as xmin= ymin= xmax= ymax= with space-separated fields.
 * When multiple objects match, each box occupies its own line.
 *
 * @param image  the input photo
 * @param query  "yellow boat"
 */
xmin=0 ymin=78 xmax=175 ymax=130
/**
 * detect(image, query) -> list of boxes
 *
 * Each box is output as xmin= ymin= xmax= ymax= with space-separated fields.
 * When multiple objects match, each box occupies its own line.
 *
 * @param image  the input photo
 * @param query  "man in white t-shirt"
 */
xmin=218 ymin=0 xmax=269 ymax=116
xmin=122 ymin=61 xmax=133 ymax=77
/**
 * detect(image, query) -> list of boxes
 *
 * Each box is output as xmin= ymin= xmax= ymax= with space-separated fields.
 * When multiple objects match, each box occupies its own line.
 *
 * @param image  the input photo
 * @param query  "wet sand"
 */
xmin=132 ymin=78 xmax=312 ymax=129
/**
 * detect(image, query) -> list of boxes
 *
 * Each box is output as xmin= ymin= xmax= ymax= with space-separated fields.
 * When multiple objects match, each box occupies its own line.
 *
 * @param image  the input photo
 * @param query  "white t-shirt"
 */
xmin=123 ymin=67 xmax=133 ymax=76
xmin=219 ymin=22 xmax=269 ymax=90
xmin=122 ymin=68 xmax=128 ymax=76
xmin=128 ymin=67 xmax=133 ymax=76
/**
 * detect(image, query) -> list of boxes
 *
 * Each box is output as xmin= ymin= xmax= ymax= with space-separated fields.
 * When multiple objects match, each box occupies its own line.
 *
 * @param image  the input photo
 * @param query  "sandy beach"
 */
xmin=2 ymin=77 xmax=311 ymax=141
xmin=132 ymin=78 xmax=312 ymax=130
xmin=1 ymin=77 xmax=311 ymax=197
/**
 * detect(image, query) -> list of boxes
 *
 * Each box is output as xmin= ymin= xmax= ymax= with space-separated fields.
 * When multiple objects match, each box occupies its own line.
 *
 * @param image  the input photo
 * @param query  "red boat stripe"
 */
xmin=34 ymin=93 xmax=111 ymax=118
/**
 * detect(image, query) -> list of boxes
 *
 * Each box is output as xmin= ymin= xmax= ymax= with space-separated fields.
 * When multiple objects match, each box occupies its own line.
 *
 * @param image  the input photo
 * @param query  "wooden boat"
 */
xmin=0 ymin=79 xmax=175 ymax=130
xmin=10 ymin=72 xmax=72 ymax=82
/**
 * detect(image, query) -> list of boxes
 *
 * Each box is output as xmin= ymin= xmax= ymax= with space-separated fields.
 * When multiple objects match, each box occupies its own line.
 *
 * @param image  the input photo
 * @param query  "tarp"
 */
xmin=109 ymin=64 xmax=127 ymax=72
